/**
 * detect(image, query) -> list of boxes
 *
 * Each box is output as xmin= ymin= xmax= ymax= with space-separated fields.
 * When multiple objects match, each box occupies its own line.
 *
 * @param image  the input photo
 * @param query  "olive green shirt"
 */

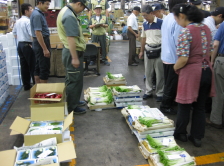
xmin=57 ymin=5 xmax=86 ymax=51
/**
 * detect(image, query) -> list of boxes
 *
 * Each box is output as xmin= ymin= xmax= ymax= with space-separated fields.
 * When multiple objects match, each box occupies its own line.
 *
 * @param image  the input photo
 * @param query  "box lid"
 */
xmin=30 ymin=105 xmax=64 ymax=121
xmin=58 ymin=141 xmax=76 ymax=161
xmin=0 ymin=149 xmax=16 ymax=166
xmin=10 ymin=116 xmax=30 ymax=135
xmin=62 ymin=111 xmax=73 ymax=132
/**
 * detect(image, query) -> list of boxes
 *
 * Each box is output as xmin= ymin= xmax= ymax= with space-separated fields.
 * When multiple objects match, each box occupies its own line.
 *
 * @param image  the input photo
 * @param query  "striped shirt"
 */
xmin=141 ymin=16 xmax=162 ymax=45
xmin=12 ymin=16 xmax=32 ymax=42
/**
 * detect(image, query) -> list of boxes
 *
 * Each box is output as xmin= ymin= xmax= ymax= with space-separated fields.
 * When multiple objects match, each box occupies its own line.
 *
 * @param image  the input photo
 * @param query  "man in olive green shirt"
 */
xmin=57 ymin=0 xmax=89 ymax=114
xmin=89 ymin=5 xmax=109 ymax=65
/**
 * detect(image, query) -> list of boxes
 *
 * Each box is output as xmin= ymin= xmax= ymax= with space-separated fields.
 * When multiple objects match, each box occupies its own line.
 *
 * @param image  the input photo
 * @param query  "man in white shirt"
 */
xmin=127 ymin=6 xmax=140 ymax=66
xmin=203 ymin=7 xmax=224 ymax=39
xmin=13 ymin=3 xmax=35 ymax=91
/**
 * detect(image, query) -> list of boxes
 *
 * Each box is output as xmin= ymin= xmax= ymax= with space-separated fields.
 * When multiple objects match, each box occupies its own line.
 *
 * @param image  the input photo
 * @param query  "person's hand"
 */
xmin=135 ymin=33 xmax=139 ymax=38
xmin=43 ymin=49 xmax=50 ymax=58
xmin=211 ymin=61 xmax=214 ymax=67
xmin=72 ymin=58 xmax=80 ymax=68
xmin=139 ymin=51 xmax=144 ymax=59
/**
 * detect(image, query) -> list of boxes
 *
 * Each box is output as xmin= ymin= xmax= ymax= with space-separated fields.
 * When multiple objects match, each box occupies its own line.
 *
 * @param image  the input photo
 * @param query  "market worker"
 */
xmin=138 ymin=5 xmax=164 ymax=102
xmin=127 ymin=6 xmax=141 ymax=66
xmin=30 ymin=0 xmax=51 ymax=83
xmin=204 ymin=7 xmax=224 ymax=39
xmin=190 ymin=0 xmax=211 ymax=18
xmin=88 ymin=0 xmax=109 ymax=19
xmin=89 ymin=5 xmax=109 ymax=66
xmin=57 ymin=0 xmax=89 ymax=114
xmin=13 ymin=3 xmax=35 ymax=91
xmin=151 ymin=3 xmax=166 ymax=19
xmin=206 ymin=21 xmax=224 ymax=129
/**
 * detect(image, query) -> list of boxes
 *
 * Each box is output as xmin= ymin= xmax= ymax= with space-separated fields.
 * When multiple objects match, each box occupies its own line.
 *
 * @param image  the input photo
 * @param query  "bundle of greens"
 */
xmin=114 ymin=86 xmax=131 ymax=92
xmin=127 ymin=105 xmax=141 ymax=109
xmin=138 ymin=117 xmax=161 ymax=127
xmin=112 ymin=85 xmax=141 ymax=95
xmin=19 ymin=150 xmax=30 ymax=160
xmin=156 ymin=151 xmax=195 ymax=166
xmin=48 ymin=147 xmax=56 ymax=156
xmin=16 ymin=161 xmax=33 ymax=166
xmin=34 ymin=148 xmax=43 ymax=158
xmin=89 ymin=90 xmax=113 ymax=105
xmin=88 ymin=85 xmax=108 ymax=92
xmin=48 ymin=122 xmax=63 ymax=126
xmin=106 ymin=72 xmax=125 ymax=80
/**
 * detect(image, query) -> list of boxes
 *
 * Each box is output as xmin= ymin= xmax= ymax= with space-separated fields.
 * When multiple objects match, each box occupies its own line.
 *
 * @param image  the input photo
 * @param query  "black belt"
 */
xmin=217 ymin=53 xmax=224 ymax=57
xmin=19 ymin=41 xmax=32 ymax=44
xmin=147 ymin=44 xmax=161 ymax=48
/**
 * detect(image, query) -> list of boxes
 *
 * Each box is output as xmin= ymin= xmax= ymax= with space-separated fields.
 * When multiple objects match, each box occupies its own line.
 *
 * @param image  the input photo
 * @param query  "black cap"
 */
xmin=190 ymin=0 xmax=202 ymax=5
xmin=133 ymin=6 xmax=141 ymax=13
xmin=211 ymin=7 xmax=224 ymax=18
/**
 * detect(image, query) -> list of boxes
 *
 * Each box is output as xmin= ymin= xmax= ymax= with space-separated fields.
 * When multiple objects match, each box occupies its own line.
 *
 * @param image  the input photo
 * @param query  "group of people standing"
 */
xmin=127 ymin=0 xmax=224 ymax=147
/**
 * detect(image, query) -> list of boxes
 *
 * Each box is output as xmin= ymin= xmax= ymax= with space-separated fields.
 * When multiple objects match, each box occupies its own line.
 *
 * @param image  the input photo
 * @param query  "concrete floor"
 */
xmin=0 ymin=41 xmax=224 ymax=166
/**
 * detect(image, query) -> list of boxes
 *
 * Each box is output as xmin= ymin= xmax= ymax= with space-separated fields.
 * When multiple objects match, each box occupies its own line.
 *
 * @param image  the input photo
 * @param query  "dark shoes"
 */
xmin=206 ymin=118 xmax=223 ymax=129
xmin=73 ymin=107 xmax=86 ymax=115
xmin=160 ymin=107 xmax=177 ymax=115
xmin=103 ymin=61 xmax=110 ymax=66
xmin=78 ymin=101 xmax=86 ymax=107
xmin=188 ymin=135 xmax=201 ymax=147
xmin=156 ymin=96 xmax=163 ymax=102
xmin=128 ymin=63 xmax=138 ymax=66
xmin=143 ymin=94 xmax=153 ymax=100
xmin=174 ymin=133 xmax=188 ymax=142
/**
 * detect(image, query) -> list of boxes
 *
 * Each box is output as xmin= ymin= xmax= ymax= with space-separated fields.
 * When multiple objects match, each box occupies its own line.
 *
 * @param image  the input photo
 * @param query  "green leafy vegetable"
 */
xmin=49 ymin=122 xmax=61 ymax=125
xmin=114 ymin=86 xmax=130 ymax=92
xmin=158 ymin=151 xmax=170 ymax=166
xmin=99 ymin=85 xmax=108 ymax=92
xmin=127 ymin=105 xmax=141 ymax=109
xmin=181 ymin=161 xmax=195 ymax=166
xmin=48 ymin=147 xmax=56 ymax=156
xmin=53 ymin=127 xmax=62 ymax=130
xmin=90 ymin=90 xmax=113 ymax=105
xmin=32 ymin=123 xmax=41 ymax=126
xmin=146 ymin=135 xmax=163 ymax=149
xmin=20 ymin=150 xmax=29 ymax=160
xmin=107 ymin=72 xmax=115 ymax=79
xmin=164 ymin=145 xmax=185 ymax=152
xmin=138 ymin=116 xmax=160 ymax=127
xmin=34 ymin=149 xmax=43 ymax=158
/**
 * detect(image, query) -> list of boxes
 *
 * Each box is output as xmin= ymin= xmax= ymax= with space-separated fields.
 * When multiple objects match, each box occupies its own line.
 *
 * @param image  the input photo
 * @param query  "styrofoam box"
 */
xmin=0 ymin=50 xmax=6 ymax=60
xmin=0 ymin=35 xmax=8 ymax=48
xmin=11 ymin=66 xmax=21 ymax=76
xmin=7 ymin=73 xmax=12 ymax=85
xmin=114 ymin=34 xmax=122 ymax=40
xmin=9 ymin=56 xmax=20 ymax=67
xmin=6 ymin=61 xmax=11 ymax=74
xmin=12 ymin=75 xmax=22 ymax=85
xmin=114 ymin=96 xmax=143 ymax=102
xmin=8 ymin=46 xmax=17 ymax=57
xmin=6 ymin=32 xmax=16 ymax=47
xmin=115 ymin=101 xmax=143 ymax=107
xmin=0 ymin=58 xmax=6 ymax=69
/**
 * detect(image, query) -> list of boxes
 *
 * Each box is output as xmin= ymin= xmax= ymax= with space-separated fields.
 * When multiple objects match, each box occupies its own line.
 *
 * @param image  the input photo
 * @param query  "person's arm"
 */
xmin=12 ymin=23 xmax=17 ymax=38
xmin=139 ymin=37 xmax=146 ymax=59
xmin=67 ymin=37 xmax=79 ymax=68
xmin=173 ymin=28 xmax=190 ymax=71
xmin=128 ymin=26 xmax=138 ymax=37
xmin=139 ymin=25 xmax=146 ymax=59
xmin=211 ymin=40 xmax=219 ymax=66
xmin=88 ymin=17 xmax=95 ymax=29
xmin=106 ymin=9 xmax=109 ymax=17
xmin=35 ymin=31 xmax=50 ymax=58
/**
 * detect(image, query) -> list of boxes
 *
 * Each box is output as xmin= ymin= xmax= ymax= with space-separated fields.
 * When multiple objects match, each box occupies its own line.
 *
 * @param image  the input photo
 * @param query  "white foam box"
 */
xmin=0 ymin=35 xmax=8 ymax=48
xmin=115 ymin=101 xmax=143 ymax=107
xmin=11 ymin=75 xmax=22 ymax=85
xmin=114 ymin=96 xmax=143 ymax=102
xmin=9 ymin=56 xmax=20 ymax=67
xmin=6 ymin=32 xmax=16 ymax=47
xmin=11 ymin=66 xmax=20 ymax=76
xmin=7 ymin=73 xmax=12 ymax=85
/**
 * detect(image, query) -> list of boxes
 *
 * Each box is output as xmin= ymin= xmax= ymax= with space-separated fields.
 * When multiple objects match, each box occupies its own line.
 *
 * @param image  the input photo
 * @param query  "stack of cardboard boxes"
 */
xmin=0 ymin=83 xmax=77 ymax=166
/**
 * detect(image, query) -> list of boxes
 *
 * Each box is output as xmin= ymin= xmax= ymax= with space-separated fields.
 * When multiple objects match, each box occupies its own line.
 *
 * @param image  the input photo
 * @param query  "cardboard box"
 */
xmin=29 ymin=83 xmax=65 ymax=105
xmin=50 ymin=34 xmax=62 ymax=44
xmin=0 ymin=141 xmax=76 ymax=166
xmin=9 ymin=105 xmax=72 ymax=146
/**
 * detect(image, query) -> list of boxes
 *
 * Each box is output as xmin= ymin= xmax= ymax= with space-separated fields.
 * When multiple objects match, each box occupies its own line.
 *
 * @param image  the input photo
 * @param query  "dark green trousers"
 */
xmin=62 ymin=48 xmax=84 ymax=112
xmin=92 ymin=34 xmax=107 ymax=61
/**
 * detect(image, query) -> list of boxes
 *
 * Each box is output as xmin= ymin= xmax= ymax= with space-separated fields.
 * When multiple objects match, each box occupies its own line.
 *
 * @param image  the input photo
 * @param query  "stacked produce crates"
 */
xmin=0 ymin=42 xmax=9 ymax=107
